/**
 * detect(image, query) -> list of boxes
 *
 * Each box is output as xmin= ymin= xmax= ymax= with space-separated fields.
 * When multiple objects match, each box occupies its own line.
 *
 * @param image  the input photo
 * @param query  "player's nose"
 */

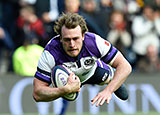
xmin=69 ymin=39 xmax=75 ymax=47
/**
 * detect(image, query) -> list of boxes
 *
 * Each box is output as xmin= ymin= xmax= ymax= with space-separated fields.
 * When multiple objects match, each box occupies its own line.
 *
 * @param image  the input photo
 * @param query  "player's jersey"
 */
xmin=35 ymin=32 xmax=118 ymax=84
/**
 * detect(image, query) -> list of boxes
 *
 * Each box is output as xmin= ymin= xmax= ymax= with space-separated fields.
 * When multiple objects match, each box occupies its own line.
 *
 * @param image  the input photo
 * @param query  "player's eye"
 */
xmin=73 ymin=37 xmax=79 ymax=41
xmin=63 ymin=38 xmax=71 ymax=42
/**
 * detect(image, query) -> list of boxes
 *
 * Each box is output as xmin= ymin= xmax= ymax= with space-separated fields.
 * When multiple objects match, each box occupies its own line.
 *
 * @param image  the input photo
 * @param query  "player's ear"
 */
xmin=82 ymin=34 xmax=85 ymax=40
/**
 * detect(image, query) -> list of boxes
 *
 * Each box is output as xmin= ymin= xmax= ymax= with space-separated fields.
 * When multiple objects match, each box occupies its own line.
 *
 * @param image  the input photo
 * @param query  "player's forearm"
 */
xmin=33 ymin=86 xmax=66 ymax=102
xmin=106 ymin=53 xmax=132 ymax=93
xmin=33 ymin=78 xmax=69 ymax=102
xmin=108 ymin=64 xmax=131 ymax=93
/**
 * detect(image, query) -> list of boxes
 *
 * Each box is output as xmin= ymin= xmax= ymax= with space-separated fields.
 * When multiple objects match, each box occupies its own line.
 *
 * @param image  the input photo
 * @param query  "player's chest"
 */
xmin=63 ymin=56 xmax=98 ymax=75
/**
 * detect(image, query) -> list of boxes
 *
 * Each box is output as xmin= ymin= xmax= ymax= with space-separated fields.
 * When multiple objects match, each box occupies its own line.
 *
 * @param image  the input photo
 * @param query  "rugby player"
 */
xmin=33 ymin=13 xmax=132 ymax=107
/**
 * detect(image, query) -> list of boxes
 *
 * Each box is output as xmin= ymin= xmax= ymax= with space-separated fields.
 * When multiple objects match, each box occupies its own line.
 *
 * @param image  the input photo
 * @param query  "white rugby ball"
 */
xmin=51 ymin=65 xmax=78 ymax=101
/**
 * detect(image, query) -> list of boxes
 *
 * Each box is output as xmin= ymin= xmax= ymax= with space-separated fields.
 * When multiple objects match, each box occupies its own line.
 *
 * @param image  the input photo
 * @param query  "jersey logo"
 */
xmin=102 ymin=73 xmax=109 ymax=81
xmin=105 ymin=41 xmax=110 ymax=46
xmin=84 ymin=58 xmax=94 ymax=66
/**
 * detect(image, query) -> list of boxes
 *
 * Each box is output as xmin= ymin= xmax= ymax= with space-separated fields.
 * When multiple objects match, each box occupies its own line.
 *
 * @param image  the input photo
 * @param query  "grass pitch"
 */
xmin=0 ymin=112 xmax=158 ymax=115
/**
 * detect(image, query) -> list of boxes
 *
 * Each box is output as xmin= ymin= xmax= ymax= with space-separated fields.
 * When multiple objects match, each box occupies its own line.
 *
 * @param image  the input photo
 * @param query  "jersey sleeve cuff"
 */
xmin=34 ymin=71 xmax=51 ymax=84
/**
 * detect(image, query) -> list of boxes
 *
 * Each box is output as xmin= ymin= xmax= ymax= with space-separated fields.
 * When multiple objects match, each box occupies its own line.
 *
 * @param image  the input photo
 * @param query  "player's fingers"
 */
xmin=100 ymin=98 xmax=106 ymax=106
xmin=91 ymin=96 xmax=99 ymax=105
xmin=106 ymin=97 xmax=111 ymax=104
xmin=75 ymin=76 xmax=80 ymax=82
xmin=91 ymin=95 xmax=97 ymax=102
xmin=70 ymin=73 xmax=78 ymax=81
xmin=70 ymin=72 xmax=74 ymax=75
xmin=96 ymin=97 xmax=103 ymax=107
xmin=68 ymin=73 xmax=74 ymax=79
xmin=74 ymin=76 xmax=81 ymax=87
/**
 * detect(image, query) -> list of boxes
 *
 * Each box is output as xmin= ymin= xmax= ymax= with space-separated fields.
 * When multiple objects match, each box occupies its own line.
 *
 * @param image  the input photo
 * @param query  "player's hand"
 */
xmin=91 ymin=89 xmax=112 ymax=107
xmin=65 ymin=73 xmax=81 ymax=94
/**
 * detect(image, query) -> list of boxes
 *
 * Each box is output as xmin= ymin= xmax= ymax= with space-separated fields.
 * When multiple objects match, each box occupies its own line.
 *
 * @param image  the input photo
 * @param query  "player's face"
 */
xmin=61 ymin=25 xmax=84 ymax=57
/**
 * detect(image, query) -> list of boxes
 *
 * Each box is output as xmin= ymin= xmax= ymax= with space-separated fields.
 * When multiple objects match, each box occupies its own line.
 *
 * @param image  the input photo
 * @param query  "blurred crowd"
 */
xmin=0 ymin=0 xmax=160 ymax=75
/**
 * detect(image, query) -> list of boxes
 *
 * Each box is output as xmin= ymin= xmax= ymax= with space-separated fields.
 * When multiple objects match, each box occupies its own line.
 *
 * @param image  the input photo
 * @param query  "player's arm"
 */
xmin=95 ymin=33 xmax=132 ymax=91
xmin=33 ymin=50 xmax=81 ymax=102
xmin=91 ymin=34 xmax=132 ymax=106
xmin=33 ymin=73 xmax=81 ymax=102
xmin=92 ymin=51 xmax=132 ymax=106
xmin=106 ymin=51 xmax=132 ymax=95
xmin=33 ymin=78 xmax=67 ymax=102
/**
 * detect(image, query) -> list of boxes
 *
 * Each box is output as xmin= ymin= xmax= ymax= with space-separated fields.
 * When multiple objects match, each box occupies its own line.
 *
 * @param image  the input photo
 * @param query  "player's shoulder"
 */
xmin=84 ymin=32 xmax=104 ymax=41
xmin=42 ymin=35 xmax=65 ymax=62
xmin=84 ymin=32 xmax=108 ymax=46
xmin=84 ymin=32 xmax=95 ymax=38
xmin=85 ymin=32 xmax=97 ymax=39
xmin=47 ymin=35 xmax=60 ymax=46
xmin=84 ymin=32 xmax=97 ymax=46
xmin=44 ymin=35 xmax=61 ymax=51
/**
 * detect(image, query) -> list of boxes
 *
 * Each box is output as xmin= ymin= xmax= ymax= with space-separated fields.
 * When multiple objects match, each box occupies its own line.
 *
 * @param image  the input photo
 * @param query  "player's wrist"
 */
xmin=62 ymin=84 xmax=72 ymax=94
xmin=104 ymin=84 xmax=114 ymax=94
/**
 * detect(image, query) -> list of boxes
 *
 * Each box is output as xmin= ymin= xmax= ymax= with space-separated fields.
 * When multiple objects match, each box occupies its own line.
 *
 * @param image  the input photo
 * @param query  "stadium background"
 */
xmin=0 ymin=72 xmax=159 ymax=115
xmin=0 ymin=0 xmax=160 ymax=115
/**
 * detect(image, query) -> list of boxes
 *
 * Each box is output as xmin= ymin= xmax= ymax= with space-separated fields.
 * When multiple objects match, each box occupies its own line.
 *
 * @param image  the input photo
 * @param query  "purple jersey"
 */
xmin=35 ymin=32 xmax=118 ymax=84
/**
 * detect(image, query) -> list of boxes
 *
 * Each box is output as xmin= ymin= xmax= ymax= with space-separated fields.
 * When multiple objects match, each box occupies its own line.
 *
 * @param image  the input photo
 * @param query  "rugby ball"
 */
xmin=51 ymin=65 xmax=78 ymax=101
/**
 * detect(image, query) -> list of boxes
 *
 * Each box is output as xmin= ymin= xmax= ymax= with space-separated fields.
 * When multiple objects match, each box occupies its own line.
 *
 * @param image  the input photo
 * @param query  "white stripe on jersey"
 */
xmin=38 ymin=50 xmax=55 ymax=73
xmin=109 ymin=51 xmax=119 ymax=65
xmin=95 ymin=34 xmax=111 ymax=58
xmin=97 ymin=59 xmax=103 ymax=68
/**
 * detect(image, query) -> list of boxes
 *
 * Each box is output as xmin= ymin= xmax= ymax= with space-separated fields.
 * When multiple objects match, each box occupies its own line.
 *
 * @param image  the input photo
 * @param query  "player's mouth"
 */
xmin=68 ymin=49 xmax=79 ymax=55
xmin=68 ymin=49 xmax=78 ymax=52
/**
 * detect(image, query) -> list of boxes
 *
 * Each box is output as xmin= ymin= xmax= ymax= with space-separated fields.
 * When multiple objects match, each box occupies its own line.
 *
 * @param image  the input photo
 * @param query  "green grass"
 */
xmin=64 ymin=112 xmax=159 ymax=115
xmin=0 ymin=112 xmax=159 ymax=115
